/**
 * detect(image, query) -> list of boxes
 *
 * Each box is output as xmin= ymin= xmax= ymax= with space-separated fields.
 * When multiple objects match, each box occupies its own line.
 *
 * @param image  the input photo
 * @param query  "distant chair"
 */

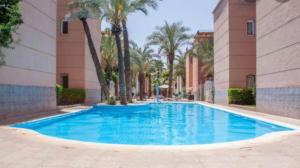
xmin=188 ymin=94 xmax=194 ymax=101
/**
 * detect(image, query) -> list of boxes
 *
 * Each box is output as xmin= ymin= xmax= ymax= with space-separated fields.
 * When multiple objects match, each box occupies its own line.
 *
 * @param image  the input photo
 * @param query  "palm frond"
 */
xmin=65 ymin=0 xmax=104 ymax=21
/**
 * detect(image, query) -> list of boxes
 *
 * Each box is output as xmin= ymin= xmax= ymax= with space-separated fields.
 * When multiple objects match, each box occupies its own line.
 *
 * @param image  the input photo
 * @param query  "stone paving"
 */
xmin=1 ymin=104 xmax=300 ymax=168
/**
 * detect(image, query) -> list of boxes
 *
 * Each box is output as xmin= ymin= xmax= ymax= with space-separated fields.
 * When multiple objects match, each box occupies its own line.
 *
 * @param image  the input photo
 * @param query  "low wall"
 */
xmin=256 ymin=87 xmax=300 ymax=119
xmin=85 ymin=89 xmax=101 ymax=105
xmin=0 ymin=84 xmax=56 ymax=122
xmin=214 ymin=89 xmax=228 ymax=104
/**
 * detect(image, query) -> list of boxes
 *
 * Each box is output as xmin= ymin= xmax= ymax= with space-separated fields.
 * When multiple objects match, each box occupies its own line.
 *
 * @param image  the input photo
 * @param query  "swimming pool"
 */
xmin=13 ymin=103 xmax=293 ymax=145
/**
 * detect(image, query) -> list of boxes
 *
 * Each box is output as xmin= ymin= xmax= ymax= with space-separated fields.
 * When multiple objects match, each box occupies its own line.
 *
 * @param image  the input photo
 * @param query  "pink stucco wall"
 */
xmin=56 ymin=0 xmax=101 ymax=104
xmin=214 ymin=0 xmax=230 ymax=104
xmin=56 ymin=0 xmax=85 ymax=89
xmin=0 ymin=0 xmax=57 ymax=120
xmin=229 ymin=0 xmax=256 ymax=88
xmin=0 ymin=0 xmax=57 ymax=87
xmin=84 ymin=20 xmax=102 ymax=91
xmin=256 ymin=0 xmax=300 ymax=118
xmin=256 ymin=0 xmax=300 ymax=89
xmin=192 ymin=57 xmax=199 ymax=94
xmin=213 ymin=0 xmax=256 ymax=104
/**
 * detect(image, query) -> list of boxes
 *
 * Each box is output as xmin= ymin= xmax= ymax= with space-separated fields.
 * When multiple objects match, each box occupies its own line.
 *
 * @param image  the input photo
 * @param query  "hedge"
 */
xmin=228 ymin=88 xmax=255 ymax=105
xmin=56 ymin=85 xmax=85 ymax=105
xmin=56 ymin=84 xmax=63 ymax=103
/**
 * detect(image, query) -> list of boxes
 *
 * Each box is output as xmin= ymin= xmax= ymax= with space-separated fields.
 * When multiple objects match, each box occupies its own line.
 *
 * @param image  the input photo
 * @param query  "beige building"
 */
xmin=0 ymin=0 xmax=103 ymax=122
xmin=213 ymin=0 xmax=256 ymax=104
xmin=256 ymin=0 xmax=300 ymax=118
xmin=0 ymin=0 xmax=57 ymax=120
xmin=214 ymin=0 xmax=300 ymax=119
xmin=56 ymin=0 xmax=102 ymax=104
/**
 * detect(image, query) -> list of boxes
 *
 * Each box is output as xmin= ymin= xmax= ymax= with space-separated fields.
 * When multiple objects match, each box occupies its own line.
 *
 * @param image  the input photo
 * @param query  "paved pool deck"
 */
xmin=1 ymin=103 xmax=300 ymax=168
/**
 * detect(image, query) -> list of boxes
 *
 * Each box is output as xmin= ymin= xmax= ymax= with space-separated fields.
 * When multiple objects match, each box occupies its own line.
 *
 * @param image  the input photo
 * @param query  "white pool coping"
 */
xmin=8 ymin=101 xmax=300 ymax=150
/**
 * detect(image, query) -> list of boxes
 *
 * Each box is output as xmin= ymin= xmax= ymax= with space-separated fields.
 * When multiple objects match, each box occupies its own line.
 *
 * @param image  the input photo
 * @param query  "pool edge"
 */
xmin=7 ymin=101 xmax=300 ymax=149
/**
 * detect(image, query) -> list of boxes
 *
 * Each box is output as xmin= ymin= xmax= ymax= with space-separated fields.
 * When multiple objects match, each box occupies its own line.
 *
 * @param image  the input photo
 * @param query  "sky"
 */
xmin=102 ymin=0 xmax=219 ymax=47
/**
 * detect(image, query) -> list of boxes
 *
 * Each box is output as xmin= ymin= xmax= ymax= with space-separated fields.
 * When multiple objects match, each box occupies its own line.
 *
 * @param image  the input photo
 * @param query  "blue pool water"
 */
xmin=13 ymin=103 xmax=293 ymax=145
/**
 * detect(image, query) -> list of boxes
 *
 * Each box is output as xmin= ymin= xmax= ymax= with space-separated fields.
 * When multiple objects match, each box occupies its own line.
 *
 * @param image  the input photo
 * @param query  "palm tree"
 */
xmin=67 ymin=0 xmax=110 ymax=100
xmin=174 ymin=54 xmax=186 ymax=88
xmin=146 ymin=61 xmax=156 ymax=97
xmin=102 ymin=0 xmax=127 ymax=104
xmin=130 ymin=42 xmax=153 ymax=101
xmin=192 ymin=41 xmax=214 ymax=78
xmin=121 ymin=0 xmax=160 ymax=103
xmin=152 ymin=59 xmax=164 ymax=85
xmin=147 ymin=22 xmax=191 ymax=98
xmin=100 ymin=29 xmax=117 ymax=84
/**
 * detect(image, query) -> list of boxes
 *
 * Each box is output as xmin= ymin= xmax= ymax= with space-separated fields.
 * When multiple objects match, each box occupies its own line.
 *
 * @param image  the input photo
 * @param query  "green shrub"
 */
xmin=56 ymin=84 xmax=86 ymax=105
xmin=107 ymin=96 xmax=116 ymax=105
xmin=61 ymin=88 xmax=86 ymax=105
xmin=56 ymin=84 xmax=63 ymax=104
xmin=228 ymin=88 xmax=255 ymax=105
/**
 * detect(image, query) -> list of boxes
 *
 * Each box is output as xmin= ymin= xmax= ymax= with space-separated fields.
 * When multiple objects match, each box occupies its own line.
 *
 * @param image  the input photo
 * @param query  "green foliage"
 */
xmin=147 ymin=22 xmax=191 ymax=97
xmin=101 ymin=31 xmax=118 ymax=84
xmin=0 ymin=0 xmax=23 ymax=64
xmin=130 ymin=42 xmax=153 ymax=73
xmin=62 ymin=88 xmax=86 ymax=104
xmin=107 ymin=96 xmax=116 ymax=105
xmin=189 ymin=40 xmax=214 ymax=78
xmin=228 ymin=88 xmax=255 ymax=105
xmin=174 ymin=55 xmax=186 ymax=84
xmin=102 ymin=0 xmax=160 ymax=26
xmin=66 ymin=0 xmax=103 ymax=21
xmin=56 ymin=87 xmax=86 ymax=105
xmin=56 ymin=84 xmax=63 ymax=103
xmin=147 ymin=22 xmax=191 ymax=61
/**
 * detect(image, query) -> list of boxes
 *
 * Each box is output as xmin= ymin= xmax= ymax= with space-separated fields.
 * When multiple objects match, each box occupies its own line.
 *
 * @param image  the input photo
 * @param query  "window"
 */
xmin=61 ymin=74 xmax=69 ymax=88
xmin=61 ymin=20 xmax=69 ymax=34
xmin=246 ymin=75 xmax=256 ymax=89
xmin=247 ymin=20 xmax=256 ymax=36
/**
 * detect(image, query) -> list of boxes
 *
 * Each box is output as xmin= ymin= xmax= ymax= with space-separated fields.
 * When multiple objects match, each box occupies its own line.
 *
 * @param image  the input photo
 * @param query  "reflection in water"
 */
xmin=14 ymin=103 xmax=292 ymax=145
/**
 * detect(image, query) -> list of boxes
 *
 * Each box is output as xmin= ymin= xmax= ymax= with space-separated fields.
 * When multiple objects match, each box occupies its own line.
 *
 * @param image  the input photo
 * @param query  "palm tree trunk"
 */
xmin=122 ymin=20 xmax=133 ymax=103
xmin=139 ymin=72 xmax=145 ymax=101
xmin=81 ymin=18 xmax=109 ymax=100
xmin=112 ymin=24 xmax=127 ymax=105
xmin=148 ymin=74 xmax=152 ymax=97
xmin=168 ymin=57 xmax=174 ymax=98
xmin=115 ymin=77 xmax=119 ymax=98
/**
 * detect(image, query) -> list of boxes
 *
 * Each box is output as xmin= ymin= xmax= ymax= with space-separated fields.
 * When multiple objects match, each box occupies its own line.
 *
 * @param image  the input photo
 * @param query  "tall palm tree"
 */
xmin=192 ymin=41 xmax=214 ymax=78
xmin=152 ymin=59 xmax=164 ymax=85
xmin=130 ymin=42 xmax=153 ymax=101
xmin=122 ymin=0 xmax=160 ymax=103
xmin=174 ymin=54 xmax=186 ymax=88
xmin=147 ymin=22 xmax=190 ymax=98
xmin=146 ymin=60 xmax=156 ymax=97
xmin=102 ymin=0 xmax=127 ymax=104
xmin=67 ymin=0 xmax=110 ymax=100
xmin=100 ymin=29 xmax=117 ymax=84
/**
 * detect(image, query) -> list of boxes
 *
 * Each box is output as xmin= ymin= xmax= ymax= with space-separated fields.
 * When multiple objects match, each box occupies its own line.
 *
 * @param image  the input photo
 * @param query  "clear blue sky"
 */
xmin=103 ymin=0 xmax=219 ymax=47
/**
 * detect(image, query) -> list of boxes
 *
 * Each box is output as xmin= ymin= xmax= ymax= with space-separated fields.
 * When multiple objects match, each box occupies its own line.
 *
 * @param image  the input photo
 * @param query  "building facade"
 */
xmin=213 ymin=0 xmax=256 ymax=104
xmin=0 ymin=0 xmax=57 ymax=121
xmin=185 ymin=32 xmax=213 ymax=100
xmin=213 ymin=0 xmax=300 ymax=118
xmin=256 ymin=0 xmax=300 ymax=118
xmin=56 ymin=0 xmax=102 ymax=104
